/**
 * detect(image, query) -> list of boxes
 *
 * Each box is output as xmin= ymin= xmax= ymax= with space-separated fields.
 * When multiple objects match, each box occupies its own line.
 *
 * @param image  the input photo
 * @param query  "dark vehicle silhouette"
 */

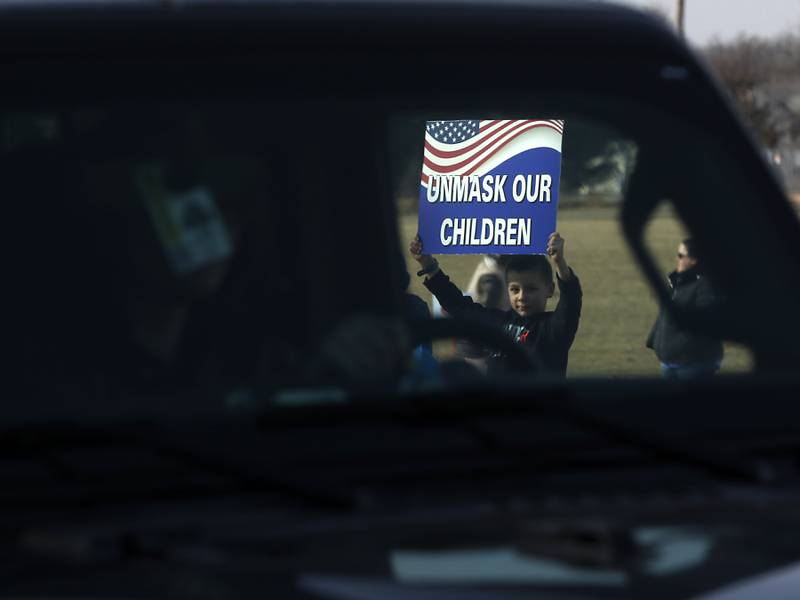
xmin=4 ymin=1 xmax=800 ymax=599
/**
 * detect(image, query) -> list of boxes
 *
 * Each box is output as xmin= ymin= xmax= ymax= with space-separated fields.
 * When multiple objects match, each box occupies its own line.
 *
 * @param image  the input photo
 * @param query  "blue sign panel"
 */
xmin=418 ymin=119 xmax=564 ymax=255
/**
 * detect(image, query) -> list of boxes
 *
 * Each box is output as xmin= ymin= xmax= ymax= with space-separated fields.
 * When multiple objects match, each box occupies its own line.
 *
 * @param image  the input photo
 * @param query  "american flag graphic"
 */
xmin=422 ymin=119 xmax=564 ymax=185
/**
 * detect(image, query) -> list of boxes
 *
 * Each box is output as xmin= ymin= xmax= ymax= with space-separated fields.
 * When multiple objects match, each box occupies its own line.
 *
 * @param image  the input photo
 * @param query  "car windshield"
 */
xmin=391 ymin=113 xmax=758 ymax=380
xmin=7 ymin=91 xmax=787 ymax=421
xmin=6 ymin=4 xmax=798 ymax=426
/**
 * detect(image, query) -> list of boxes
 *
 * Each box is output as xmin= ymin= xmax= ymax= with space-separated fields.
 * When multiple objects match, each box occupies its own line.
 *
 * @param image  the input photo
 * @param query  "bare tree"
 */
xmin=705 ymin=35 xmax=778 ymax=146
xmin=703 ymin=31 xmax=800 ymax=191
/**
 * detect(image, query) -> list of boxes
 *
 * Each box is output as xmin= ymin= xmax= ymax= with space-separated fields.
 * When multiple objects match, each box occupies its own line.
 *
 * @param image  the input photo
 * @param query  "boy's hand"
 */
xmin=547 ymin=232 xmax=565 ymax=262
xmin=409 ymin=234 xmax=436 ymax=269
xmin=547 ymin=232 xmax=571 ymax=280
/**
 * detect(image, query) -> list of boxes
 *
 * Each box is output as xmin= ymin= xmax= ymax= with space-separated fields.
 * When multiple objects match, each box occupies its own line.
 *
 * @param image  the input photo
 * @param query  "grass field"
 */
xmin=399 ymin=205 xmax=754 ymax=377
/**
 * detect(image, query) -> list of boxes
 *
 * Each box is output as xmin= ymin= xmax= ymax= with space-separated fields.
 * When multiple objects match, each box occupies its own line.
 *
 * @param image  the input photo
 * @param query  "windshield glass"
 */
xmin=391 ymin=114 xmax=759 ymax=380
xmin=5 ymin=88 xmax=790 ymax=422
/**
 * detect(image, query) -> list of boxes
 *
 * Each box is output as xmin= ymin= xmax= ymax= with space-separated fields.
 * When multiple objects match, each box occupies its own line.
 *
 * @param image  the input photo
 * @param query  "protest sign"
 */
xmin=418 ymin=119 xmax=564 ymax=254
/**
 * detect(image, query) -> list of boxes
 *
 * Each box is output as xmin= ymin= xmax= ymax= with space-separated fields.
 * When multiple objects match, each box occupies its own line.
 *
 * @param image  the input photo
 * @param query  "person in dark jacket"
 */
xmin=646 ymin=238 xmax=723 ymax=379
xmin=409 ymin=232 xmax=582 ymax=377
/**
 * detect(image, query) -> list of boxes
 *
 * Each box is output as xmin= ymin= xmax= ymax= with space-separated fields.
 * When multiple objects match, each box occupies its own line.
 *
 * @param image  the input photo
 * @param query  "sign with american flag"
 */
xmin=418 ymin=119 xmax=564 ymax=254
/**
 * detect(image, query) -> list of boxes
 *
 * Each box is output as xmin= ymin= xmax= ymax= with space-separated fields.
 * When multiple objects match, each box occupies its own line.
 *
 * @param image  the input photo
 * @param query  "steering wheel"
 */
xmin=406 ymin=315 xmax=539 ymax=372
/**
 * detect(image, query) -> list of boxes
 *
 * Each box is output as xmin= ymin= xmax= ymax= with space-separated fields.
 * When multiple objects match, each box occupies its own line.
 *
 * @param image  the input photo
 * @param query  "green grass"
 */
xmin=400 ymin=205 xmax=753 ymax=377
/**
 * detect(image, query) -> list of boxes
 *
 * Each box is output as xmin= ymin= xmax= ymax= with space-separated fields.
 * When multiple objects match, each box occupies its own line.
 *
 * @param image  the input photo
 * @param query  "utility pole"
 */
xmin=676 ymin=0 xmax=685 ymax=37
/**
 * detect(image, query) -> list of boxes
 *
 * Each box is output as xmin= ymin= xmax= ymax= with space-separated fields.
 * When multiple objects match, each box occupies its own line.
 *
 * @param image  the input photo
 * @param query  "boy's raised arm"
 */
xmin=409 ymin=234 xmax=439 ymax=277
xmin=409 ymin=234 xmax=486 ymax=317
xmin=547 ymin=232 xmax=572 ymax=282
xmin=547 ymin=232 xmax=582 ymax=343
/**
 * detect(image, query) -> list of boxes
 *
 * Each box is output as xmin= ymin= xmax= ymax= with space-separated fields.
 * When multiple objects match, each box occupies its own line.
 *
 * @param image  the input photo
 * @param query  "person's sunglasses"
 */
xmin=677 ymin=252 xmax=688 ymax=259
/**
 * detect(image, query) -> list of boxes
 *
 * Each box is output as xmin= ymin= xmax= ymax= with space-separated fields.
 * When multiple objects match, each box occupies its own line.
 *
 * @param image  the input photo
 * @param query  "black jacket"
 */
xmin=646 ymin=266 xmax=723 ymax=365
xmin=424 ymin=267 xmax=582 ymax=376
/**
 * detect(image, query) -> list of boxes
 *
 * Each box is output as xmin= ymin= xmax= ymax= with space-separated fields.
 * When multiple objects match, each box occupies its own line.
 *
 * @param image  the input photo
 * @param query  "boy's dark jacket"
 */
xmin=424 ymin=267 xmax=582 ymax=376
xmin=646 ymin=266 xmax=723 ymax=364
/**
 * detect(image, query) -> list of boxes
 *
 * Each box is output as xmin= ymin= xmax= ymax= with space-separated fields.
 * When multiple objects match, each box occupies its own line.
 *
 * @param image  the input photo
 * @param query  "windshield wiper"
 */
xmin=477 ymin=383 xmax=766 ymax=484
xmin=254 ymin=380 xmax=767 ymax=485
xmin=0 ymin=422 xmax=356 ymax=510
xmin=153 ymin=438 xmax=356 ymax=510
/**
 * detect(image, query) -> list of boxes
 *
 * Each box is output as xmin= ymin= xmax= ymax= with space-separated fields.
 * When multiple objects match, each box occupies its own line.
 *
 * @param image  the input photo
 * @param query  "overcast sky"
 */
xmin=609 ymin=0 xmax=800 ymax=46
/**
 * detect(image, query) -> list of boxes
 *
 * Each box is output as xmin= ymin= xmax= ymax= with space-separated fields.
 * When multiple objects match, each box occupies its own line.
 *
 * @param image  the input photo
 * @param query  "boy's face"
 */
xmin=507 ymin=269 xmax=554 ymax=317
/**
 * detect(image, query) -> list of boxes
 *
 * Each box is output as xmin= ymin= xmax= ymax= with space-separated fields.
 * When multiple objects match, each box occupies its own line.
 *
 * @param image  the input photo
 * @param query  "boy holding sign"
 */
xmin=413 ymin=118 xmax=580 ymax=375
xmin=410 ymin=233 xmax=582 ymax=376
